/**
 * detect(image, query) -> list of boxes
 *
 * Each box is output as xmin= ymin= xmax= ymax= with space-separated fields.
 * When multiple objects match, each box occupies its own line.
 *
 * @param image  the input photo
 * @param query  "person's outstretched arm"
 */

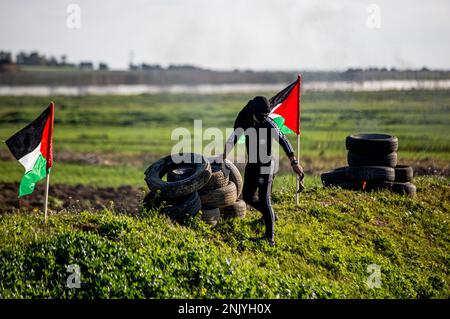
xmin=265 ymin=117 xmax=305 ymax=181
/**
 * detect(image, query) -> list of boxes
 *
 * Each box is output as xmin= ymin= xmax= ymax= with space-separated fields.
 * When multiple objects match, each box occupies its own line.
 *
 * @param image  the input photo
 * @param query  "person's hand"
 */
xmin=293 ymin=164 xmax=305 ymax=192
xmin=292 ymin=163 xmax=304 ymax=180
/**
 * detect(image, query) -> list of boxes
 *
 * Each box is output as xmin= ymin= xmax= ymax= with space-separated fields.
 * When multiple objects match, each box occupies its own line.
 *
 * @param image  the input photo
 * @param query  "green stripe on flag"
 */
xmin=19 ymin=154 xmax=48 ymax=197
xmin=271 ymin=116 xmax=296 ymax=135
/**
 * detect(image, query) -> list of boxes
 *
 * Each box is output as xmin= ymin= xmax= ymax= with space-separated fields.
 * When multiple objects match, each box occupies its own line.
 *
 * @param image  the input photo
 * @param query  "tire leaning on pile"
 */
xmin=145 ymin=153 xmax=212 ymax=198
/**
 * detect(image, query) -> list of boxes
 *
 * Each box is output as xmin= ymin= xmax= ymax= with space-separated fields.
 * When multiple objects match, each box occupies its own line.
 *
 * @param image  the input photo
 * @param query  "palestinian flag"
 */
xmin=269 ymin=75 xmax=301 ymax=135
xmin=6 ymin=103 xmax=54 ymax=197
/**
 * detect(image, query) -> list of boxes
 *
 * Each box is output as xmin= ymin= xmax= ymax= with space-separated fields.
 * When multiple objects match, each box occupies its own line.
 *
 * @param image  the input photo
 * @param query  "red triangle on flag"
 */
xmin=272 ymin=78 xmax=301 ymax=135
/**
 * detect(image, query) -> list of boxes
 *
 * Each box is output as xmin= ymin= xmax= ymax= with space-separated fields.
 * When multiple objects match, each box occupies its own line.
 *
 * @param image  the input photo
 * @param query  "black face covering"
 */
xmin=250 ymin=96 xmax=270 ymax=123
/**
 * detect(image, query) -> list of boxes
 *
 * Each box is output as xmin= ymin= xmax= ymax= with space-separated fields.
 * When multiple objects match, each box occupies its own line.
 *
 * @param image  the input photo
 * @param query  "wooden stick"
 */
xmin=44 ymin=173 xmax=50 ymax=223
xmin=296 ymin=75 xmax=302 ymax=205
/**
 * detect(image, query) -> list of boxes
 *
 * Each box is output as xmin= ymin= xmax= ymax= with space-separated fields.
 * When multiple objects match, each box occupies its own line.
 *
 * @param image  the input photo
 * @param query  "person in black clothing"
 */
xmin=222 ymin=96 xmax=304 ymax=246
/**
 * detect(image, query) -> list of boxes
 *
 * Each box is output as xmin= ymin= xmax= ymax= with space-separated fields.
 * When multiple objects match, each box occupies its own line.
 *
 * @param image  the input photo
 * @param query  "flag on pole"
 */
xmin=269 ymin=77 xmax=301 ymax=135
xmin=5 ymin=103 xmax=54 ymax=197
xmin=236 ymin=77 xmax=302 ymax=144
xmin=270 ymin=76 xmax=303 ymax=203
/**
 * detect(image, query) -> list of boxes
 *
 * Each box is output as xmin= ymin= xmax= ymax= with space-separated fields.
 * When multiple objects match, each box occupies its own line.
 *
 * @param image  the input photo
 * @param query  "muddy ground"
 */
xmin=0 ymin=183 xmax=145 ymax=214
xmin=1 ymin=149 xmax=448 ymax=214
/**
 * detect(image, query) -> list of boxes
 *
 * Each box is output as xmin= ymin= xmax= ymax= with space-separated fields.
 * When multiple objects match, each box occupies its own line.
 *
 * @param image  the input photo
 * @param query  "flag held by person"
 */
xmin=5 ymin=102 xmax=54 ymax=197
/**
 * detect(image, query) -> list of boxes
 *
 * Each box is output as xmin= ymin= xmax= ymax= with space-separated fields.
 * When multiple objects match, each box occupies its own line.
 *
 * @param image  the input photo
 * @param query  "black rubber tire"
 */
xmin=321 ymin=167 xmax=349 ymax=187
xmin=347 ymin=166 xmax=395 ymax=182
xmin=143 ymin=191 xmax=201 ymax=221
xmin=394 ymin=165 xmax=413 ymax=182
xmin=201 ymin=208 xmax=220 ymax=226
xmin=346 ymin=134 xmax=398 ymax=155
xmin=199 ymin=181 xmax=237 ymax=208
xmin=167 ymin=166 xmax=195 ymax=182
xmin=347 ymin=151 xmax=397 ymax=168
xmin=201 ymin=163 xmax=230 ymax=191
xmin=145 ymin=153 xmax=212 ymax=198
xmin=223 ymin=159 xmax=243 ymax=198
xmin=364 ymin=180 xmax=394 ymax=191
xmin=220 ymin=199 xmax=246 ymax=219
xmin=392 ymin=182 xmax=416 ymax=197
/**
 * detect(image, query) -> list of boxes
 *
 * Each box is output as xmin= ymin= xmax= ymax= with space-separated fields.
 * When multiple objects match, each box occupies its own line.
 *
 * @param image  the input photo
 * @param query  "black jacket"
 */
xmin=229 ymin=104 xmax=294 ymax=165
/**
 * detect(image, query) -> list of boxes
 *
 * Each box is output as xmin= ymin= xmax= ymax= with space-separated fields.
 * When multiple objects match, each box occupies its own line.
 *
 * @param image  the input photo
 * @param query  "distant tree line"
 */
xmin=128 ymin=63 xmax=206 ymax=71
xmin=1 ymin=50 xmax=449 ymax=83
xmin=0 ymin=50 xmax=109 ymax=71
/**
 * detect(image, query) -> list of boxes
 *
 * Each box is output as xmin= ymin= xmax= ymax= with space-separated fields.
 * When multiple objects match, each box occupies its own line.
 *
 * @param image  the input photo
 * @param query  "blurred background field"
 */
xmin=0 ymin=90 xmax=449 ymax=188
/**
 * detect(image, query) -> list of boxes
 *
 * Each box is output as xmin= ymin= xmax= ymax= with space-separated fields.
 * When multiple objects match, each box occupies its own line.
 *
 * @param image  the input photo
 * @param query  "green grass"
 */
xmin=0 ymin=176 xmax=448 ymax=298
xmin=0 ymin=160 xmax=145 ymax=188
xmin=0 ymin=90 xmax=449 ymax=161
xmin=0 ymin=91 xmax=449 ymax=298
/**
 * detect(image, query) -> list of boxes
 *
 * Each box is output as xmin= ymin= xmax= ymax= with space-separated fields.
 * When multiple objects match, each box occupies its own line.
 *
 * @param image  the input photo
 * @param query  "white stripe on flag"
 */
xmin=18 ymin=143 xmax=41 ymax=173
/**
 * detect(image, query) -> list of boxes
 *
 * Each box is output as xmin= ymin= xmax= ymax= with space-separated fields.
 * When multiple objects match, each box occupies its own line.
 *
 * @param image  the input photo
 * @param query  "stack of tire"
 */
xmin=143 ymin=153 xmax=211 ymax=222
xmin=321 ymin=134 xmax=416 ymax=197
xmin=195 ymin=159 xmax=245 ymax=226
xmin=143 ymin=153 xmax=246 ymax=225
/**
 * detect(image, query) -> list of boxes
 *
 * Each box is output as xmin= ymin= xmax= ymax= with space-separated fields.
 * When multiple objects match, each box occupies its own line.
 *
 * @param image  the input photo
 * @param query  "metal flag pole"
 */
xmin=295 ymin=75 xmax=302 ymax=205
xmin=44 ymin=171 xmax=50 ymax=223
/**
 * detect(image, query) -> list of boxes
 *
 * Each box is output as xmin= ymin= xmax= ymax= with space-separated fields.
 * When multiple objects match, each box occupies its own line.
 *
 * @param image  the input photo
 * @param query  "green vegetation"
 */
xmin=0 ymin=90 xmax=449 ymax=182
xmin=0 ymin=176 xmax=448 ymax=298
xmin=0 ymin=160 xmax=144 ymax=188
xmin=0 ymin=91 xmax=448 ymax=298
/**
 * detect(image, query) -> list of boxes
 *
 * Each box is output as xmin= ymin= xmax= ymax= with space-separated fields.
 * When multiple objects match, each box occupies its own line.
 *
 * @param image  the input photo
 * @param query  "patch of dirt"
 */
xmin=0 ymin=149 xmax=160 ymax=167
xmin=0 ymin=183 xmax=146 ymax=215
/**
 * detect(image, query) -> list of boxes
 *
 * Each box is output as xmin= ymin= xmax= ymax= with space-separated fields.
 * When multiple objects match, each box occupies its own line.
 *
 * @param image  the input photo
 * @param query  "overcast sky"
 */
xmin=0 ymin=0 xmax=449 ymax=70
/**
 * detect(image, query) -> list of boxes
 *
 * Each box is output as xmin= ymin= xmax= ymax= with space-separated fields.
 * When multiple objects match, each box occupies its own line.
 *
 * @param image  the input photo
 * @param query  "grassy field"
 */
xmin=0 ymin=90 xmax=449 ymax=185
xmin=0 ymin=90 xmax=449 ymax=298
xmin=0 ymin=176 xmax=448 ymax=298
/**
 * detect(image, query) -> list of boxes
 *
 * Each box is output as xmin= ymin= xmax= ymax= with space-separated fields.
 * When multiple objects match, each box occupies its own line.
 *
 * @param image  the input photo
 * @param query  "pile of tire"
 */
xmin=143 ymin=153 xmax=246 ymax=225
xmin=215 ymin=159 xmax=246 ymax=221
xmin=143 ymin=153 xmax=211 ymax=222
xmin=197 ymin=159 xmax=245 ymax=226
xmin=321 ymin=134 xmax=416 ymax=197
xmin=166 ymin=158 xmax=245 ymax=226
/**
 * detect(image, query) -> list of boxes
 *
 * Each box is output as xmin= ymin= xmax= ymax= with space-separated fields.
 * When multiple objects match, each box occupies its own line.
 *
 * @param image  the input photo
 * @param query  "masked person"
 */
xmin=222 ymin=96 xmax=304 ymax=246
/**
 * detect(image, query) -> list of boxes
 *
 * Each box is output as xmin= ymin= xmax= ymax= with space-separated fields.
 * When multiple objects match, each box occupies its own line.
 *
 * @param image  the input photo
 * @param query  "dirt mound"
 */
xmin=0 ymin=183 xmax=145 ymax=214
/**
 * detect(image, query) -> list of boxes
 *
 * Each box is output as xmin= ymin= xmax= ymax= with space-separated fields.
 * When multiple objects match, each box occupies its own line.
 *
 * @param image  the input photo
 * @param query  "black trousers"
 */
xmin=242 ymin=164 xmax=275 ymax=240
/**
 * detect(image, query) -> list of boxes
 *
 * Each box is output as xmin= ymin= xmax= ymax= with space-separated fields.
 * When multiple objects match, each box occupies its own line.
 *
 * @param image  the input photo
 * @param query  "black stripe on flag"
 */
xmin=269 ymin=80 xmax=297 ymax=109
xmin=5 ymin=106 xmax=52 ymax=160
